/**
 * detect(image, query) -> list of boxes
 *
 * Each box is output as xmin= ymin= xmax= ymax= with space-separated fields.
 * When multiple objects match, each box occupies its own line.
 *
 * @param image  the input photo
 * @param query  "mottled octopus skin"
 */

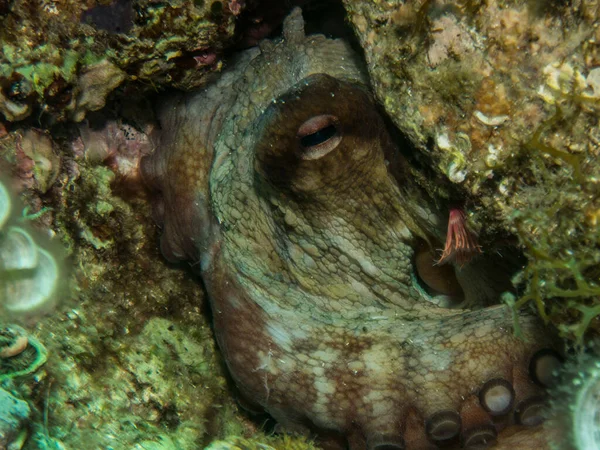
xmin=141 ymin=9 xmax=557 ymax=450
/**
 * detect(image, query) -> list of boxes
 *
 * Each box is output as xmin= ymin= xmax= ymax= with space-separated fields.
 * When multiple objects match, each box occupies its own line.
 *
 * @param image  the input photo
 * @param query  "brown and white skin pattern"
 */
xmin=141 ymin=8 xmax=561 ymax=450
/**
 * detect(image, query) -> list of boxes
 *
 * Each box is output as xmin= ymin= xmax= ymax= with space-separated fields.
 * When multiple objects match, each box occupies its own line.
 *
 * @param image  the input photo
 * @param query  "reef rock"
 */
xmin=0 ymin=387 xmax=30 ymax=448
xmin=343 ymin=0 xmax=600 ymax=341
xmin=0 ymin=0 xmax=237 ymax=123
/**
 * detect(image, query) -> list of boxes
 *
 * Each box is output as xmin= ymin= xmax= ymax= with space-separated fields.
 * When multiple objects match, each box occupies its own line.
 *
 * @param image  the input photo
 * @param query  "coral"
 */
xmin=30 ymin=316 xmax=248 ymax=449
xmin=0 ymin=0 xmax=237 ymax=124
xmin=0 ymin=325 xmax=48 ymax=381
xmin=75 ymin=117 xmax=154 ymax=185
xmin=67 ymin=60 xmax=126 ymax=122
xmin=206 ymin=435 xmax=320 ymax=450
xmin=0 ymin=111 xmax=264 ymax=448
xmin=0 ymin=78 xmax=271 ymax=445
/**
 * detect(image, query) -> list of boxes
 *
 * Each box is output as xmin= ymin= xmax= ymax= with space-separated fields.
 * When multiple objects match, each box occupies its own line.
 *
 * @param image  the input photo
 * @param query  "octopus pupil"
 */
xmin=300 ymin=124 xmax=337 ymax=148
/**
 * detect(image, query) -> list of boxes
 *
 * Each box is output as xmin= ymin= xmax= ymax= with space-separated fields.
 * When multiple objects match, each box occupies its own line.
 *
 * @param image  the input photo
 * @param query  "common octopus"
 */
xmin=141 ymin=8 xmax=562 ymax=450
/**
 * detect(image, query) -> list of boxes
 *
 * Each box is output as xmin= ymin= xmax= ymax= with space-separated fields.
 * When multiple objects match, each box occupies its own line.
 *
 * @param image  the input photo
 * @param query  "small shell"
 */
xmin=0 ymin=333 xmax=28 ymax=358
xmin=474 ymin=110 xmax=509 ymax=127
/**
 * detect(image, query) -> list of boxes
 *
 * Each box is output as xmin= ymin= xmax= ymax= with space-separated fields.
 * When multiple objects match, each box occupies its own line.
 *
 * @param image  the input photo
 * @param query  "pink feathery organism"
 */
xmin=437 ymin=208 xmax=482 ymax=266
xmin=228 ymin=0 xmax=244 ymax=16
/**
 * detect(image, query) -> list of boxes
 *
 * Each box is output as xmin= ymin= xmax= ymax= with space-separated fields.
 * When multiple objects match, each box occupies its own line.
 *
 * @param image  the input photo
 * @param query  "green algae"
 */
xmin=0 ymin=0 xmax=236 ymax=123
xmin=207 ymin=435 xmax=322 ymax=450
xmin=3 ymin=132 xmax=260 ymax=449
xmin=30 ymin=316 xmax=246 ymax=449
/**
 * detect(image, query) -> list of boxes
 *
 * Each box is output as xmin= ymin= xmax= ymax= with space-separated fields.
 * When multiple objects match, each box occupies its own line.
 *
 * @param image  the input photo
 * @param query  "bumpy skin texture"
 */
xmin=142 ymin=9 xmax=558 ymax=450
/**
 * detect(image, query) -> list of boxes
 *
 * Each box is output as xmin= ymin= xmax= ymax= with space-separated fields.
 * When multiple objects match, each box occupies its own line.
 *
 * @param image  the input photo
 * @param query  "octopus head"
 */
xmin=140 ymin=9 xmax=563 ymax=448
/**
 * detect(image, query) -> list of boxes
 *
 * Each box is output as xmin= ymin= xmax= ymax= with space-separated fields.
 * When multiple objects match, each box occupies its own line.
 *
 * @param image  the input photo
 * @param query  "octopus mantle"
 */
xmin=141 ymin=9 xmax=559 ymax=450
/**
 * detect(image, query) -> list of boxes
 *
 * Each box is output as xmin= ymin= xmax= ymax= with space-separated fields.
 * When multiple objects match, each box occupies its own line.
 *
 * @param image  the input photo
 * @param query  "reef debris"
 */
xmin=0 ymin=0 xmax=237 ymax=124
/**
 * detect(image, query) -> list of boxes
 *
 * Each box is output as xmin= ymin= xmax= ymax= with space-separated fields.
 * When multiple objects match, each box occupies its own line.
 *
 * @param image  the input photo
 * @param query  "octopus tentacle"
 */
xmin=141 ymin=8 xmax=560 ymax=450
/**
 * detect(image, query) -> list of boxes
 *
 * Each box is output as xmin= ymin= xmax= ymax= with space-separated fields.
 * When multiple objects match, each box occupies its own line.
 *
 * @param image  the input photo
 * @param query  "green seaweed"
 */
xmin=525 ymin=108 xmax=584 ymax=183
xmin=510 ymin=230 xmax=600 ymax=347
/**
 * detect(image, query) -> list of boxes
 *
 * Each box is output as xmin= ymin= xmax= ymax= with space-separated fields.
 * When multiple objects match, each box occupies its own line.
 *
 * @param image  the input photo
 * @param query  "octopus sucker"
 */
xmin=141 ymin=8 xmax=561 ymax=450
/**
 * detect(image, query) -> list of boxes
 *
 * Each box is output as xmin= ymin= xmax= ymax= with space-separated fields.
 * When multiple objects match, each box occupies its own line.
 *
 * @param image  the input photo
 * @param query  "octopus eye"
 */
xmin=296 ymin=114 xmax=342 ymax=160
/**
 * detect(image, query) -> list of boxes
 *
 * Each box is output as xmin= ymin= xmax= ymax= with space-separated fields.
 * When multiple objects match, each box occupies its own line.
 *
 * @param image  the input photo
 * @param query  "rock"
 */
xmin=0 ymin=90 xmax=30 ymax=122
xmin=343 ymin=0 xmax=600 ymax=340
xmin=0 ymin=388 xmax=30 ymax=449
xmin=68 ymin=61 xmax=126 ymax=122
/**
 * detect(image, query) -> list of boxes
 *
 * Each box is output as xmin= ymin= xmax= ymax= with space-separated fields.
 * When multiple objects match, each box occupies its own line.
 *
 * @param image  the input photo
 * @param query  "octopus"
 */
xmin=141 ymin=8 xmax=562 ymax=450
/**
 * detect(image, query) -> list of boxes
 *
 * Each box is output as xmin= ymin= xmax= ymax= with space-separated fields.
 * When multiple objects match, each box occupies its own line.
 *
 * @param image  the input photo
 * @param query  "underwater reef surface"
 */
xmin=0 ymin=0 xmax=238 ymax=124
xmin=343 ymin=0 xmax=600 ymax=343
xmin=0 ymin=1 xmax=598 ymax=450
